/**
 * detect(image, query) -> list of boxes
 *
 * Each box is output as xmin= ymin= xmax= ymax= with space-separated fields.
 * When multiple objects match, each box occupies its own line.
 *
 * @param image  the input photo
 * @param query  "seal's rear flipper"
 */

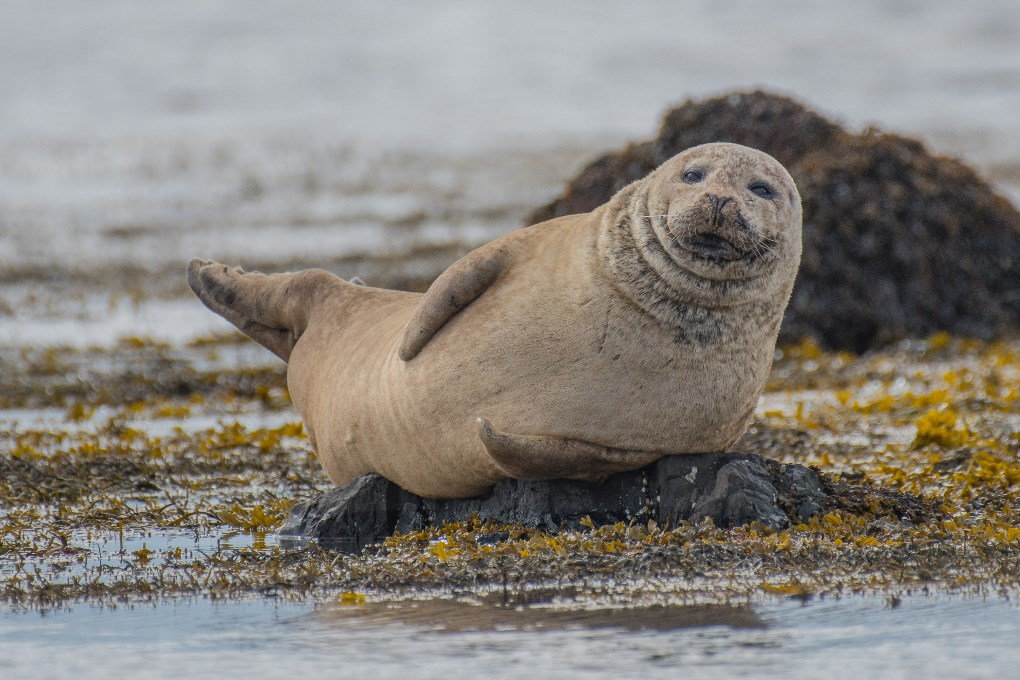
xmin=477 ymin=417 xmax=663 ymax=482
xmin=186 ymin=258 xmax=345 ymax=362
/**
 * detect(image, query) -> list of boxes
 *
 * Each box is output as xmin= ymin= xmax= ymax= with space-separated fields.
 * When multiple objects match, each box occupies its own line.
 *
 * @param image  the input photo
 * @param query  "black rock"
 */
xmin=278 ymin=452 xmax=832 ymax=552
xmin=774 ymin=462 xmax=830 ymax=523
xmin=474 ymin=530 xmax=511 ymax=545
xmin=416 ymin=468 xmax=649 ymax=533
xmin=652 ymin=453 xmax=790 ymax=530
xmin=277 ymin=474 xmax=396 ymax=551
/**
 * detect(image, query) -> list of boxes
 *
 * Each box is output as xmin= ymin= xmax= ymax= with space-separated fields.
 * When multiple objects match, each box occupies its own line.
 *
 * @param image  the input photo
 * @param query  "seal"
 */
xmin=187 ymin=142 xmax=802 ymax=498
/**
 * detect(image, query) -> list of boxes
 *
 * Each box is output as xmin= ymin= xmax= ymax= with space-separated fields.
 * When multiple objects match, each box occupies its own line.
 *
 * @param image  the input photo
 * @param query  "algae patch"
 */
xmin=1 ymin=334 xmax=1018 ymax=610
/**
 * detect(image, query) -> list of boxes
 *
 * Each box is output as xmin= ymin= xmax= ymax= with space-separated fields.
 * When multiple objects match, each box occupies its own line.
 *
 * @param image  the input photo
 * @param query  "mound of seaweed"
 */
xmin=531 ymin=90 xmax=1020 ymax=352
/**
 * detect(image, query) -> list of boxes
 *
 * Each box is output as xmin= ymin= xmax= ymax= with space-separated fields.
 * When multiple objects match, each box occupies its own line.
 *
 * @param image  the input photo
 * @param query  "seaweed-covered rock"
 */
xmin=279 ymin=452 xmax=838 ymax=552
xmin=276 ymin=475 xmax=397 ymax=552
xmin=531 ymin=90 xmax=1020 ymax=352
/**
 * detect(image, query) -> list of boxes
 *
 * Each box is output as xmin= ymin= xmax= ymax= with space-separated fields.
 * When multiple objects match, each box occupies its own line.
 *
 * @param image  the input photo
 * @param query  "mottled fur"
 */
xmin=187 ymin=143 xmax=802 ymax=498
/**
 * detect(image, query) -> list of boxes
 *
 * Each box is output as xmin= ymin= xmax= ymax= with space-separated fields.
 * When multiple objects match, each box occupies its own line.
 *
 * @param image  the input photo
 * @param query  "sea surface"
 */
xmin=2 ymin=1 xmax=1020 ymax=677
xmin=2 ymin=595 xmax=1019 ymax=680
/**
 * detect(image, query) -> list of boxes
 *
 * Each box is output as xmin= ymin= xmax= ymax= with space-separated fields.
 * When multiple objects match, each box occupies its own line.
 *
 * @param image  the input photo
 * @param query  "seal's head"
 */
xmin=645 ymin=143 xmax=802 ymax=291
xmin=598 ymin=142 xmax=802 ymax=336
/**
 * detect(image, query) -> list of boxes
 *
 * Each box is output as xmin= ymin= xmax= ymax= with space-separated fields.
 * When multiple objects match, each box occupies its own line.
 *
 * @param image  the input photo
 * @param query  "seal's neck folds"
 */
xmin=595 ymin=184 xmax=787 ymax=347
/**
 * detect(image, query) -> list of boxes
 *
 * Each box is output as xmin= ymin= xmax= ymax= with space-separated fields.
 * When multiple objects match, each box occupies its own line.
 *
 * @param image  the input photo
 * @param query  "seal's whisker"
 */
xmin=748 ymin=235 xmax=779 ymax=260
xmin=667 ymin=222 xmax=696 ymax=246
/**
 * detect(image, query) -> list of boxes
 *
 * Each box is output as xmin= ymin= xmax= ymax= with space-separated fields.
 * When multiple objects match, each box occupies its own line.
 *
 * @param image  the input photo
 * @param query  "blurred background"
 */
xmin=2 ymin=0 xmax=1019 ymax=346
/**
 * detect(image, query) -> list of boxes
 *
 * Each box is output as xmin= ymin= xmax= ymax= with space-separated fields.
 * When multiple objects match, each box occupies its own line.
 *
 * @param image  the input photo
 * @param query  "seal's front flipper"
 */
xmin=187 ymin=258 xmax=345 ymax=362
xmin=477 ymin=417 xmax=663 ymax=482
xmin=399 ymin=245 xmax=511 ymax=361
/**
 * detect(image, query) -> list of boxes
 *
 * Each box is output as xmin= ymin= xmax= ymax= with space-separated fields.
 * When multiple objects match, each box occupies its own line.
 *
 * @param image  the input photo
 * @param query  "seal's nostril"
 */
xmin=707 ymin=194 xmax=732 ymax=210
xmin=706 ymin=194 xmax=733 ymax=228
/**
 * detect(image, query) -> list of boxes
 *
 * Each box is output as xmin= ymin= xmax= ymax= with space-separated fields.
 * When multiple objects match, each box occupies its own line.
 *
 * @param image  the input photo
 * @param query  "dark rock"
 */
xmin=773 ymin=463 xmax=829 ymax=523
xmin=653 ymin=454 xmax=789 ymax=530
xmin=277 ymin=474 xmax=396 ymax=551
xmin=530 ymin=90 xmax=1020 ymax=353
xmin=278 ymin=452 xmax=852 ymax=552
xmin=932 ymin=448 xmax=975 ymax=473
xmin=418 ymin=468 xmax=648 ymax=532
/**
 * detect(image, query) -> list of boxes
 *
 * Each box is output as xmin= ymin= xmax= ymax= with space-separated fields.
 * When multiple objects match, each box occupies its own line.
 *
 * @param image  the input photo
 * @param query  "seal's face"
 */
xmin=645 ymin=143 xmax=802 ymax=285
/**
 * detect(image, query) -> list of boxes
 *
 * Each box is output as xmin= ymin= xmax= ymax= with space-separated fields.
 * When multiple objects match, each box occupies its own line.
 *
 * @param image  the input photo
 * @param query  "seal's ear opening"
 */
xmin=476 ymin=417 xmax=661 ymax=482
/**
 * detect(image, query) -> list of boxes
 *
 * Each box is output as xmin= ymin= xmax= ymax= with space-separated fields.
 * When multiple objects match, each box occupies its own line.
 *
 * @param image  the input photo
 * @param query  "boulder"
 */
xmin=278 ymin=451 xmax=831 ymax=552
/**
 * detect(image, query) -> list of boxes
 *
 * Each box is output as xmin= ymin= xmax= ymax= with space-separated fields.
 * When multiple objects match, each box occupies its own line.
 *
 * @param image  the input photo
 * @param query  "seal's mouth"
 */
xmin=683 ymin=232 xmax=744 ymax=262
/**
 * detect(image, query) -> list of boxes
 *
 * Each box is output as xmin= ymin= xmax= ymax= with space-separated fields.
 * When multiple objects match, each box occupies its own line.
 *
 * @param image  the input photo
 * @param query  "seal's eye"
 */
xmin=682 ymin=169 xmax=704 ymax=184
xmin=749 ymin=182 xmax=774 ymax=198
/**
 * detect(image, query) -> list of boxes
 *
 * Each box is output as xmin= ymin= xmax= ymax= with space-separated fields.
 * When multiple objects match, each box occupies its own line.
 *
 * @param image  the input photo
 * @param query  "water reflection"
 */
xmin=310 ymin=596 xmax=762 ymax=633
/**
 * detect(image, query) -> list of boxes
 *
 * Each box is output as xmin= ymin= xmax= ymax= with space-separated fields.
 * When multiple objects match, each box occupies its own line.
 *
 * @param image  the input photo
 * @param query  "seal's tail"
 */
xmin=186 ymin=258 xmax=347 ymax=362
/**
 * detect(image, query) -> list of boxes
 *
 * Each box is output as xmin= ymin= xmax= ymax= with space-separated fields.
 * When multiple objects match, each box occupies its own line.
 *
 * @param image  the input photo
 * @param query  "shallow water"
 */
xmin=1 ymin=595 xmax=1017 ymax=680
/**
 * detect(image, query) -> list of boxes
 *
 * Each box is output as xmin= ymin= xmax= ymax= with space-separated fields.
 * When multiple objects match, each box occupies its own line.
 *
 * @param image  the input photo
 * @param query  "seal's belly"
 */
xmin=478 ymin=318 xmax=760 ymax=453
xmin=404 ymin=280 xmax=765 ymax=458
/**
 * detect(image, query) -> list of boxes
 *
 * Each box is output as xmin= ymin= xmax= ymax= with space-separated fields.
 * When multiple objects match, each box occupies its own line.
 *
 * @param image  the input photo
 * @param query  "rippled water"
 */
xmin=1 ymin=596 xmax=1018 ymax=680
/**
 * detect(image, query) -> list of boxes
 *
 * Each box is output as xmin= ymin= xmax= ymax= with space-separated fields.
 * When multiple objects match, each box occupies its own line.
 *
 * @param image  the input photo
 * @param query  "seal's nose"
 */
xmin=706 ymin=194 xmax=732 ymax=211
xmin=706 ymin=194 xmax=732 ymax=228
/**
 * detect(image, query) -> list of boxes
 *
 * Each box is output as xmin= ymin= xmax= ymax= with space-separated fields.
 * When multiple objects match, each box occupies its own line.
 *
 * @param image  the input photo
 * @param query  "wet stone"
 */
xmin=279 ymin=452 xmax=834 ymax=552
xmin=653 ymin=454 xmax=791 ymax=530
xmin=414 ymin=469 xmax=649 ymax=533
xmin=774 ymin=462 xmax=830 ymax=523
xmin=474 ymin=530 xmax=511 ymax=545
xmin=276 ymin=474 xmax=394 ymax=552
